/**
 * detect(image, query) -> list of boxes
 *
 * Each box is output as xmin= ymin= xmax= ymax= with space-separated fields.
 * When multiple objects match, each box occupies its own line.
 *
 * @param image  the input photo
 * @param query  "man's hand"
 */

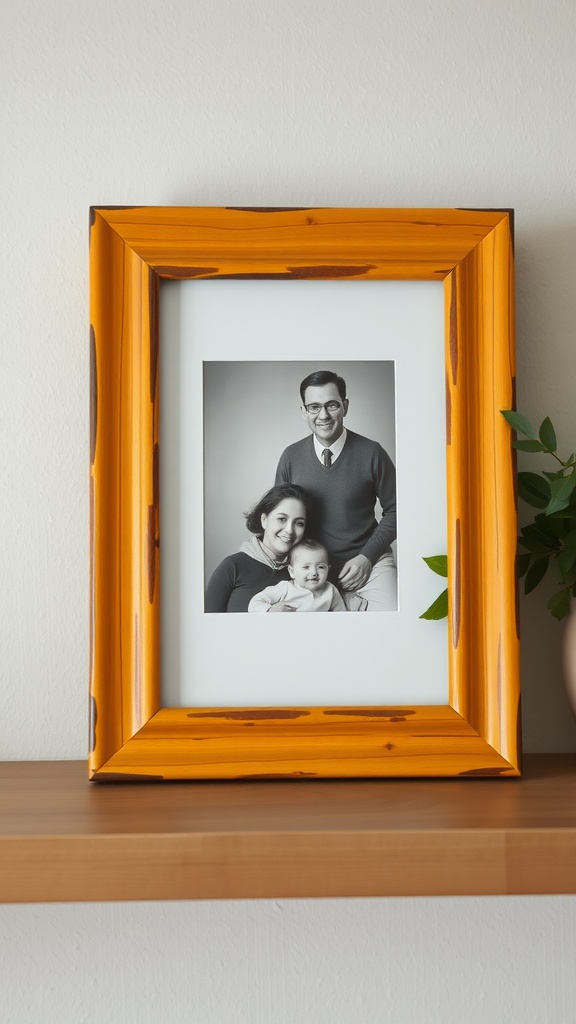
xmin=267 ymin=603 xmax=297 ymax=612
xmin=338 ymin=554 xmax=372 ymax=591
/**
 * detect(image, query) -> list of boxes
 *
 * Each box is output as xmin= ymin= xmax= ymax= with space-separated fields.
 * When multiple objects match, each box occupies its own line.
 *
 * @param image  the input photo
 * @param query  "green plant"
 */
xmin=502 ymin=410 xmax=576 ymax=619
xmin=421 ymin=411 xmax=576 ymax=621
xmin=420 ymin=555 xmax=448 ymax=619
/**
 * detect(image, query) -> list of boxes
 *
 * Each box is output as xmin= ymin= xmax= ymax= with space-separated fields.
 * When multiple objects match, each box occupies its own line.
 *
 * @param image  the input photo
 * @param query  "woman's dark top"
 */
xmin=205 ymin=552 xmax=291 ymax=612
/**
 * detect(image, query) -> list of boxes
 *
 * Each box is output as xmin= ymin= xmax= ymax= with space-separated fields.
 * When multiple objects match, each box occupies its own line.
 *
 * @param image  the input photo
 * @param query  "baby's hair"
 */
xmin=289 ymin=538 xmax=328 ymax=564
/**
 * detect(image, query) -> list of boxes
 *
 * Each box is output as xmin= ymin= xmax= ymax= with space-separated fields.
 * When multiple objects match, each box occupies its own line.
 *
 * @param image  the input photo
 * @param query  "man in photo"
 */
xmin=275 ymin=369 xmax=397 ymax=611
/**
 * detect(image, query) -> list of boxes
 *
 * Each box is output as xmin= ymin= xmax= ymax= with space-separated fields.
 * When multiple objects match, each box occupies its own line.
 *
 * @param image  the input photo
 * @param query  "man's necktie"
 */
xmin=322 ymin=448 xmax=332 ymax=467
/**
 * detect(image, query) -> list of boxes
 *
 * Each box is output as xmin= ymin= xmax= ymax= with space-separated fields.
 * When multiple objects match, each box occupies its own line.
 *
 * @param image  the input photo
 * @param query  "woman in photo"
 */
xmin=205 ymin=484 xmax=310 ymax=612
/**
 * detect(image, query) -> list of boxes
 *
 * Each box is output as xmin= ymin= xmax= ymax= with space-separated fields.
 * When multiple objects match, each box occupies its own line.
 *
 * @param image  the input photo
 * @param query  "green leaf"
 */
xmin=547 ymin=500 xmax=570 ymax=517
xmin=547 ymin=587 xmax=572 ymax=621
xmin=519 ymin=538 xmax=551 ymax=556
xmin=513 ymin=440 xmax=547 ymax=453
xmin=557 ymin=546 xmax=576 ymax=581
xmin=524 ymin=556 xmax=549 ymax=595
xmin=520 ymin=520 xmax=562 ymax=552
xmin=531 ymin=514 xmax=567 ymax=540
xmin=420 ymin=588 xmax=448 ymax=620
xmin=539 ymin=417 xmax=557 ymax=452
xmin=543 ymin=471 xmax=564 ymax=481
xmin=501 ymin=410 xmax=536 ymax=439
xmin=517 ymin=552 xmax=531 ymax=578
xmin=517 ymin=472 xmax=551 ymax=509
xmin=545 ymin=472 xmax=576 ymax=516
xmin=422 ymin=555 xmax=448 ymax=578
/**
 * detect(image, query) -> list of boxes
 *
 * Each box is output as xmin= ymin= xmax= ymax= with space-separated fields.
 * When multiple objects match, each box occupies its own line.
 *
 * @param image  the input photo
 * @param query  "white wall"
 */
xmin=2 ymin=1 xmax=576 ymax=1020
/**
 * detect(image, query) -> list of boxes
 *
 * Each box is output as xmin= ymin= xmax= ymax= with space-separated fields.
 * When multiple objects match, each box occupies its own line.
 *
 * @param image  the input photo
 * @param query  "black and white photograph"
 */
xmin=203 ymin=361 xmax=397 ymax=615
xmin=161 ymin=277 xmax=447 ymax=707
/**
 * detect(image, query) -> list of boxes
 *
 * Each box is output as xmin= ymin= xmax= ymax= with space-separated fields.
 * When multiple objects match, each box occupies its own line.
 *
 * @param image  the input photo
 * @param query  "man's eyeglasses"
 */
xmin=304 ymin=401 xmax=342 ymax=415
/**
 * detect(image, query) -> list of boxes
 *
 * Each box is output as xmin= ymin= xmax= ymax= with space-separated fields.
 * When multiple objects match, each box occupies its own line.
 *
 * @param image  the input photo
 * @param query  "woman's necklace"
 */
xmin=258 ymin=540 xmax=288 ymax=571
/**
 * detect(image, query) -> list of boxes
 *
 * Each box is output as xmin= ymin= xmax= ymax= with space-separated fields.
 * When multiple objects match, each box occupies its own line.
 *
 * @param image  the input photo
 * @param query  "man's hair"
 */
xmin=289 ymin=538 xmax=328 ymax=564
xmin=244 ymin=484 xmax=309 ymax=538
xmin=299 ymin=370 xmax=347 ymax=404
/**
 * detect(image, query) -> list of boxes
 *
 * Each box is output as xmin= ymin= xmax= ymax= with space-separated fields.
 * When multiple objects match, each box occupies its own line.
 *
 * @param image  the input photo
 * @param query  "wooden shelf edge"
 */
xmin=1 ymin=755 xmax=575 ymax=903
xmin=3 ymin=829 xmax=576 ymax=903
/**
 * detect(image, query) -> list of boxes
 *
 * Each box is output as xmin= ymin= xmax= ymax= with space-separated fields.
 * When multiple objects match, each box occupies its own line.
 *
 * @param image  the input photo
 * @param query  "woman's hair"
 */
xmin=245 ymin=484 xmax=309 ymax=538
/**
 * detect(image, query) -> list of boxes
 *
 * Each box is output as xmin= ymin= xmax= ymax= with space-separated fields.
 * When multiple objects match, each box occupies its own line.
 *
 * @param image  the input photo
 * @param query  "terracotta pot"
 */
xmin=563 ymin=603 xmax=576 ymax=718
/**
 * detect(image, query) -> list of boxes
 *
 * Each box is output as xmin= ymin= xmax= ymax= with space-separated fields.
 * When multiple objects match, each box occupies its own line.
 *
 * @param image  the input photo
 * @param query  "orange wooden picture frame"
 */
xmin=89 ymin=207 xmax=520 ymax=780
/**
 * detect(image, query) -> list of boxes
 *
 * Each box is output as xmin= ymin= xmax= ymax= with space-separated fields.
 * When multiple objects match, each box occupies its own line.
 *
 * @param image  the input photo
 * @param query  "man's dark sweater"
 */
xmin=275 ymin=430 xmax=396 ymax=571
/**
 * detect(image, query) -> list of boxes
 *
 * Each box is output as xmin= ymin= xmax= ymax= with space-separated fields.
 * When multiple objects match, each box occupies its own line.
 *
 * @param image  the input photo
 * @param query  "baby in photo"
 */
xmin=248 ymin=539 xmax=346 ymax=612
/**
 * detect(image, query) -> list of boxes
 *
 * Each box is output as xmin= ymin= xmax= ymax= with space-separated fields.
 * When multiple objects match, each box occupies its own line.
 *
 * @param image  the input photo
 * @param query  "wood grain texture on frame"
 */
xmin=89 ymin=207 xmax=519 ymax=780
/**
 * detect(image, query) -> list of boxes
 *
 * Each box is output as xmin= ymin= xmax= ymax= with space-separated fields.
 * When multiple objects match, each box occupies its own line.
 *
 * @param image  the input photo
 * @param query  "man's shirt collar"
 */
xmin=313 ymin=428 xmax=347 ymax=463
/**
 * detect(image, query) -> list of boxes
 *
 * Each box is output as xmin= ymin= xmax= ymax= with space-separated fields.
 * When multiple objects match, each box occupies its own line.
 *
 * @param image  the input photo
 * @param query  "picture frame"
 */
xmin=89 ymin=206 xmax=520 ymax=780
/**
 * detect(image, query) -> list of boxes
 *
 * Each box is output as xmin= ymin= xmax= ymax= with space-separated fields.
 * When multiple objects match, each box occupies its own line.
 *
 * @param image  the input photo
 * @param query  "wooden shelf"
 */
xmin=1 ymin=755 xmax=576 ymax=902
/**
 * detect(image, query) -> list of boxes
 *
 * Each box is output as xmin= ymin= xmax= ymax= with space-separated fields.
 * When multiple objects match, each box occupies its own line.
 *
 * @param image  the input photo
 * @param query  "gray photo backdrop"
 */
xmin=203 ymin=360 xmax=396 ymax=584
